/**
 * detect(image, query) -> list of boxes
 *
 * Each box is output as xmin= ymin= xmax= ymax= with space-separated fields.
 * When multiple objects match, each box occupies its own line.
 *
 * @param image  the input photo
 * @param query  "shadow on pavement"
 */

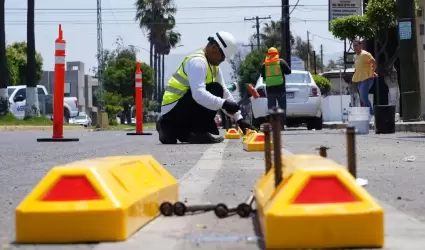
xmin=251 ymin=214 xmax=265 ymax=249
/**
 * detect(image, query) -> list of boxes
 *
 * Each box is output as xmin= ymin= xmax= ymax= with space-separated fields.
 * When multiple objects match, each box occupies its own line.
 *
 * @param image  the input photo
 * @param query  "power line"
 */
xmin=4 ymin=19 xmax=330 ymax=26
xmin=244 ymin=16 xmax=271 ymax=50
xmin=4 ymin=5 xmax=328 ymax=11
xmin=309 ymin=32 xmax=344 ymax=43
xmin=288 ymin=0 xmax=301 ymax=16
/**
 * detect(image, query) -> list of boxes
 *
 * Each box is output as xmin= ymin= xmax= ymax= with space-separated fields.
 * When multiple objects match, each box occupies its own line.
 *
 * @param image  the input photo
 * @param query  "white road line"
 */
xmin=94 ymin=141 xmax=229 ymax=250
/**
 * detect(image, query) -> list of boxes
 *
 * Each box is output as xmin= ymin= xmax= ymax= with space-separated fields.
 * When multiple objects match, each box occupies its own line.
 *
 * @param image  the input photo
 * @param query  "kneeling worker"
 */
xmin=157 ymin=31 xmax=254 ymax=144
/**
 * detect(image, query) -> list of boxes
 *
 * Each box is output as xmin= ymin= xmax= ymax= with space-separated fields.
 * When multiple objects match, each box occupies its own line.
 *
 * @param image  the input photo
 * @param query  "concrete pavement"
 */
xmin=1 ymin=129 xmax=425 ymax=249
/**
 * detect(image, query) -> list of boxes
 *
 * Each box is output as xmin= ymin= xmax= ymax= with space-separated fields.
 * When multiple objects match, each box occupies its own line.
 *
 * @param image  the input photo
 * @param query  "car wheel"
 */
xmin=307 ymin=116 xmax=323 ymax=130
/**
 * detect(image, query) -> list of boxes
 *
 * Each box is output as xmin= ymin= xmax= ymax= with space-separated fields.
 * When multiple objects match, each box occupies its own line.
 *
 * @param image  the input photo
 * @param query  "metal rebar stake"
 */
xmin=346 ymin=126 xmax=357 ymax=178
xmin=262 ymin=123 xmax=273 ymax=173
xmin=318 ymin=146 xmax=329 ymax=158
xmin=269 ymin=107 xmax=284 ymax=188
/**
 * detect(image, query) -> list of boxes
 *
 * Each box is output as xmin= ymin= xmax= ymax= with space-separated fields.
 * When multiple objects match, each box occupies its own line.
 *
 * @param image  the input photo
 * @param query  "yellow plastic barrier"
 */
xmin=224 ymin=128 xmax=241 ymax=139
xmin=15 ymin=155 xmax=178 ymax=243
xmin=255 ymin=154 xmax=384 ymax=249
xmin=243 ymin=132 xmax=270 ymax=151
xmin=242 ymin=129 xmax=256 ymax=142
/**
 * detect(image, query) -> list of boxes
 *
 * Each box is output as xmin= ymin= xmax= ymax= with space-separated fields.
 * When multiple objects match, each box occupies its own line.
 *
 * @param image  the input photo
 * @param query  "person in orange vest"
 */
xmin=260 ymin=47 xmax=291 ymax=127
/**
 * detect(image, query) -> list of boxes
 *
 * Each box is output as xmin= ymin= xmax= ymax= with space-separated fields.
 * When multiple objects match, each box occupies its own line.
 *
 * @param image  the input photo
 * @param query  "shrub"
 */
xmin=312 ymin=74 xmax=332 ymax=96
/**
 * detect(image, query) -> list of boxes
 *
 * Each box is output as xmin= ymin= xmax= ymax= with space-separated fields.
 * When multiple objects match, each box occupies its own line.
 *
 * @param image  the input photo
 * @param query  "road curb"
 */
xmin=323 ymin=122 xmax=425 ymax=133
xmin=0 ymin=126 xmax=87 ymax=132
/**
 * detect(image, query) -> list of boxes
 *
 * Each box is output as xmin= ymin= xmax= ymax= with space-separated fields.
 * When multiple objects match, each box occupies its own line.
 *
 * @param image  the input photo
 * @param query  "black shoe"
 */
xmin=188 ymin=132 xmax=224 ymax=144
xmin=156 ymin=118 xmax=177 ymax=144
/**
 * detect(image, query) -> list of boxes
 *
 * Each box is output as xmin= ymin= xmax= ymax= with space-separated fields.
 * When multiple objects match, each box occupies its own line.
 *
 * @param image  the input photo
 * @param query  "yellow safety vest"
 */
xmin=161 ymin=50 xmax=219 ymax=106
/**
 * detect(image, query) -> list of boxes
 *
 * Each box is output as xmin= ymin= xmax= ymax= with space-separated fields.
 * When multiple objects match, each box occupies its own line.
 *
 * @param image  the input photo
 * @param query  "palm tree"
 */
xmin=161 ymin=29 xmax=181 ymax=94
xmin=25 ymin=0 xmax=40 ymax=117
xmin=135 ymin=0 xmax=176 ymax=101
xmin=259 ymin=20 xmax=295 ymax=49
xmin=0 ymin=0 xmax=8 ymax=115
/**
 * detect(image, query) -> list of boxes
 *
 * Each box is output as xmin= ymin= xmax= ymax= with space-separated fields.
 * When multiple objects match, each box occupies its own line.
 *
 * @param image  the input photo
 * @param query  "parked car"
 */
xmin=251 ymin=70 xmax=323 ymax=130
xmin=69 ymin=112 xmax=92 ymax=127
xmin=7 ymin=85 xmax=79 ymax=121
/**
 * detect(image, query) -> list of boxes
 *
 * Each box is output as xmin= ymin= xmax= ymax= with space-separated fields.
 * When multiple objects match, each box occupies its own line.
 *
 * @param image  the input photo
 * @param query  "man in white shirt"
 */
xmin=157 ymin=31 xmax=254 ymax=144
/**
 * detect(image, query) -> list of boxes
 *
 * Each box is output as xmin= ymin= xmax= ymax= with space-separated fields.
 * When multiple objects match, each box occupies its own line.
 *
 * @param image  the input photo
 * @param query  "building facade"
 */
xmin=38 ymin=61 xmax=99 ymax=123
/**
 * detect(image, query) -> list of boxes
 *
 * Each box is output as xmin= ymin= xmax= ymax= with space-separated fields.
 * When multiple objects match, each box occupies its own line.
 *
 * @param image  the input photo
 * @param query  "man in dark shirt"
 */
xmin=260 ymin=47 xmax=291 ymax=125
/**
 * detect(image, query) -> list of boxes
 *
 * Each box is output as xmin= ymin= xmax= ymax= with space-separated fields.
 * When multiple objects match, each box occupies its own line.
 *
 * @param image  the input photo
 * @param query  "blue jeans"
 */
xmin=358 ymin=78 xmax=374 ymax=116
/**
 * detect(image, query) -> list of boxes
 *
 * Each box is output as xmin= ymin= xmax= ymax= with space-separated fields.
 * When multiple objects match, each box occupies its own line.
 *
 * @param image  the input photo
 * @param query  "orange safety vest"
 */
xmin=264 ymin=54 xmax=283 ymax=86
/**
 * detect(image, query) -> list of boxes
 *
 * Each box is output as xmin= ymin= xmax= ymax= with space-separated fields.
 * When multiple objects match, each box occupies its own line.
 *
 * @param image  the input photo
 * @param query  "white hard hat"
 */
xmin=212 ymin=31 xmax=237 ymax=60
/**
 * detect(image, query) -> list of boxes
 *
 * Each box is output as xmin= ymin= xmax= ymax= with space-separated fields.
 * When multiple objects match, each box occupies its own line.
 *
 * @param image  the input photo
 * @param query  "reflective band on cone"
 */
xmin=55 ymin=43 xmax=66 ymax=51
xmin=55 ymin=56 xmax=65 ymax=65
xmin=135 ymin=82 xmax=142 ymax=88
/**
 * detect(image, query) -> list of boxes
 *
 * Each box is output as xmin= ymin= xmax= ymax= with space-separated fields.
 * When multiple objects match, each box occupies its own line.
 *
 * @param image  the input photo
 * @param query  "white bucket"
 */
xmin=251 ymin=97 xmax=269 ymax=118
xmin=348 ymin=107 xmax=370 ymax=134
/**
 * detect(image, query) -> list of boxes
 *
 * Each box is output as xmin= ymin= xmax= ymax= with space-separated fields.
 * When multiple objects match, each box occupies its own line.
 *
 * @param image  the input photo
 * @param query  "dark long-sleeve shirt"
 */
xmin=260 ymin=58 xmax=292 ymax=93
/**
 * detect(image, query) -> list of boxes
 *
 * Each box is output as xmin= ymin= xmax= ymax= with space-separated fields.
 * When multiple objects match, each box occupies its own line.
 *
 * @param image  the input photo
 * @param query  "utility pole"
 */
xmin=320 ymin=44 xmax=324 ymax=73
xmin=281 ymin=0 xmax=291 ymax=67
xmin=307 ymin=31 xmax=310 ymax=71
xmin=313 ymin=51 xmax=317 ymax=74
xmin=396 ymin=0 xmax=422 ymax=121
xmin=243 ymin=43 xmax=255 ymax=52
xmin=96 ymin=0 xmax=104 ymax=112
xmin=245 ymin=16 xmax=271 ymax=50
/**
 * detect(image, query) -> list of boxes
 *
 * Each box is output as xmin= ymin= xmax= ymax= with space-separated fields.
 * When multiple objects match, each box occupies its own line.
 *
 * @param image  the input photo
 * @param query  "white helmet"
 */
xmin=211 ymin=31 xmax=237 ymax=60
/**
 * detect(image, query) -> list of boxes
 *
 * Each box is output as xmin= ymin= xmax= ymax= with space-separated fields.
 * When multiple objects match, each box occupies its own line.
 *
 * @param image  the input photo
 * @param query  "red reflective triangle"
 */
xmin=42 ymin=176 xmax=101 ymax=201
xmin=254 ymin=135 xmax=264 ymax=142
xmin=293 ymin=177 xmax=357 ymax=204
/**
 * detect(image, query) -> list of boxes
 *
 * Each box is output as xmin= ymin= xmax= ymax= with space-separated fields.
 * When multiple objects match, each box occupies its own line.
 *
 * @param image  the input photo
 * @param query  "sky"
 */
xmin=4 ymin=0 xmax=345 ymax=74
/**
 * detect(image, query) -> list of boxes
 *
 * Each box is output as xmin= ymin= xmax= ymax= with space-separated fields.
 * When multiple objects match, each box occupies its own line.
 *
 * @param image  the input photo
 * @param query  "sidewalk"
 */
xmin=323 ymin=121 xmax=425 ymax=133
xmin=0 ymin=125 xmax=88 ymax=132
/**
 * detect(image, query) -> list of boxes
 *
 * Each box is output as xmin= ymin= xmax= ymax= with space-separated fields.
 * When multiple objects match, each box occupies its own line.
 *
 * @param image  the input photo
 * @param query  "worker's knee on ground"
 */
xmin=206 ymin=82 xmax=224 ymax=98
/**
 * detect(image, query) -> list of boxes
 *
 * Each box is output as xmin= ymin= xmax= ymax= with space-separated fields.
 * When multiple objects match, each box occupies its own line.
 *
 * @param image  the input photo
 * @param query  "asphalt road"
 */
xmin=1 ymin=128 xmax=425 ymax=249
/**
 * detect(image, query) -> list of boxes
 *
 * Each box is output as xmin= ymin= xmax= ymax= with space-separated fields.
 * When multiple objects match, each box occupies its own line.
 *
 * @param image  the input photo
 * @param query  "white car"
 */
xmin=251 ymin=70 xmax=323 ymax=130
xmin=7 ymin=85 xmax=79 ymax=121
xmin=70 ymin=112 xmax=92 ymax=127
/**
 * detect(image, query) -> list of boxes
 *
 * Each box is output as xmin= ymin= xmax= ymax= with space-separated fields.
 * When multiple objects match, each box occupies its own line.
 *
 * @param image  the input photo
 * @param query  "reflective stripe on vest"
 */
xmin=162 ymin=50 xmax=219 ymax=106
xmin=265 ymin=61 xmax=284 ymax=86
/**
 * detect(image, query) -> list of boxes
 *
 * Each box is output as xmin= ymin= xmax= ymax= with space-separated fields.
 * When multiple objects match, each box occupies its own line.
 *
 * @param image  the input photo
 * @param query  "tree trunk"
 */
xmin=155 ymin=51 xmax=160 ymax=102
xmin=157 ymin=52 xmax=161 ymax=99
xmin=25 ymin=0 xmax=40 ymax=118
xmin=149 ymin=41 xmax=153 ymax=67
xmin=0 ymin=0 xmax=9 ymax=115
xmin=153 ymin=46 xmax=158 ymax=101
xmin=162 ymin=54 xmax=165 ymax=95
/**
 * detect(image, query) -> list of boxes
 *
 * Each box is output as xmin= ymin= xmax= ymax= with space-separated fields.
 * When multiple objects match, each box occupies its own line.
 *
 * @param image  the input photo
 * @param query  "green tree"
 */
xmin=5 ymin=42 xmax=43 ymax=86
xmin=159 ymin=29 xmax=181 ymax=100
xmin=330 ymin=0 xmax=397 ymax=74
xmin=259 ymin=20 xmax=295 ymax=49
xmin=25 ymin=0 xmax=39 ymax=118
xmin=0 ymin=0 xmax=8 ymax=115
xmin=312 ymin=74 xmax=332 ymax=96
xmin=237 ymin=48 xmax=267 ymax=98
xmin=102 ymin=91 xmax=123 ymax=125
xmin=97 ymin=40 xmax=155 ymax=124
xmin=256 ymin=20 xmax=323 ymax=72
xmin=135 ymin=0 xmax=177 ymax=101
xmin=327 ymin=59 xmax=337 ymax=70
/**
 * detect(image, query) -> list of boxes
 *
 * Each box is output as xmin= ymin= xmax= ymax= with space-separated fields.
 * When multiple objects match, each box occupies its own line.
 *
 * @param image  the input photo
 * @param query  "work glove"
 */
xmin=222 ymin=100 xmax=240 ymax=114
xmin=237 ymin=119 xmax=256 ymax=135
